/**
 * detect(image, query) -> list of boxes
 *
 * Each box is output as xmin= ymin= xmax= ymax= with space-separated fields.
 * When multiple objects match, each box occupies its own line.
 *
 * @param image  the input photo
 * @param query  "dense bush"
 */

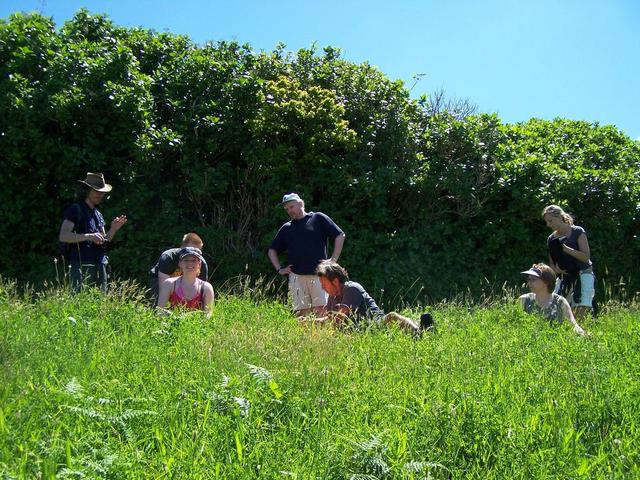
xmin=1 ymin=11 xmax=639 ymax=303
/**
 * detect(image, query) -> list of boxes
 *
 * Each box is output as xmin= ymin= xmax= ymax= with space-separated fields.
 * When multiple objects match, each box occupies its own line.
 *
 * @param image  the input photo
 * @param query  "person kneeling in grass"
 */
xmin=309 ymin=260 xmax=433 ymax=335
xmin=157 ymin=248 xmax=214 ymax=316
xmin=519 ymin=263 xmax=586 ymax=336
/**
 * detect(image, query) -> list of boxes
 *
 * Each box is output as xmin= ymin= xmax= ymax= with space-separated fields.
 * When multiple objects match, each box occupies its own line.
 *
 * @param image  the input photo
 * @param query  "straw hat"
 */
xmin=78 ymin=172 xmax=112 ymax=192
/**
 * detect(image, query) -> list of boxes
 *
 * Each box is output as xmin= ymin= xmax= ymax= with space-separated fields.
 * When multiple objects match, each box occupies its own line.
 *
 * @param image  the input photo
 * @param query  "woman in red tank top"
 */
xmin=157 ymin=248 xmax=214 ymax=315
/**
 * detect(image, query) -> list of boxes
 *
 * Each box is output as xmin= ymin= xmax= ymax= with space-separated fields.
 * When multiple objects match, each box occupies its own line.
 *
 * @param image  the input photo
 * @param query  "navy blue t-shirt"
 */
xmin=269 ymin=211 xmax=344 ymax=275
xmin=62 ymin=202 xmax=106 ymax=264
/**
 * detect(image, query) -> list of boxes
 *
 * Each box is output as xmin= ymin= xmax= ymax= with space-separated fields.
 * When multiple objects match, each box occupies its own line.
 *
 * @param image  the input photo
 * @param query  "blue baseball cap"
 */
xmin=179 ymin=247 xmax=205 ymax=263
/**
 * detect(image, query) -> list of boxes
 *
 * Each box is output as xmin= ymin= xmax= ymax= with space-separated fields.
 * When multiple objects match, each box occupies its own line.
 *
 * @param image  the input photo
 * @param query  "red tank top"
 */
xmin=169 ymin=277 xmax=204 ymax=310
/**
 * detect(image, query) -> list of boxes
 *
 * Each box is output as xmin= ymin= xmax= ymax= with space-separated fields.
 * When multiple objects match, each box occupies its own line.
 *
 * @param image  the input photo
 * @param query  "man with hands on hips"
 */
xmin=268 ymin=193 xmax=345 ymax=317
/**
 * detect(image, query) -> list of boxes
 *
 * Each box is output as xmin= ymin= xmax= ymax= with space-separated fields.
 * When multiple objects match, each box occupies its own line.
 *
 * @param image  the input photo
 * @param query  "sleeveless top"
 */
xmin=547 ymin=225 xmax=592 ymax=272
xmin=169 ymin=277 xmax=204 ymax=310
xmin=522 ymin=292 xmax=565 ymax=324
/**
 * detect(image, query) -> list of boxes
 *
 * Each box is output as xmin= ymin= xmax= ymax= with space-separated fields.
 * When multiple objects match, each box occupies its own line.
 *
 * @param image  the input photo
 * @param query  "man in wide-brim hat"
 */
xmin=77 ymin=172 xmax=113 ymax=192
xmin=58 ymin=172 xmax=127 ymax=290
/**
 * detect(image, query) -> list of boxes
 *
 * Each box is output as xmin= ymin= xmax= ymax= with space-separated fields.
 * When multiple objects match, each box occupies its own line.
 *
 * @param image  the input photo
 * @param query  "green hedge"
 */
xmin=1 ymin=11 xmax=639 ymax=304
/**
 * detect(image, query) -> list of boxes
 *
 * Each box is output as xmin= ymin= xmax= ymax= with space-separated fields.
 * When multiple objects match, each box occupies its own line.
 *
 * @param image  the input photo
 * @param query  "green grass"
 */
xmin=1 ymin=280 xmax=639 ymax=479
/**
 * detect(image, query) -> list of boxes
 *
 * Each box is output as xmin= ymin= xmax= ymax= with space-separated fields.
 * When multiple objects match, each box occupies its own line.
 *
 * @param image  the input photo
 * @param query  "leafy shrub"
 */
xmin=1 ymin=10 xmax=638 ymax=303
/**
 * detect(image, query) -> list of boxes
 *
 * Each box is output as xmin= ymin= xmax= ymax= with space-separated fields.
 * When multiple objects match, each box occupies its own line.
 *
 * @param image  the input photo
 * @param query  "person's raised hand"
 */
xmin=111 ymin=215 xmax=128 ymax=231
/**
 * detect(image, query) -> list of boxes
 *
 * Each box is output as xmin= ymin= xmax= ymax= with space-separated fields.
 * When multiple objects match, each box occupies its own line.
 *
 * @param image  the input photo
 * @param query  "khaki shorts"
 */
xmin=288 ymin=273 xmax=327 ymax=312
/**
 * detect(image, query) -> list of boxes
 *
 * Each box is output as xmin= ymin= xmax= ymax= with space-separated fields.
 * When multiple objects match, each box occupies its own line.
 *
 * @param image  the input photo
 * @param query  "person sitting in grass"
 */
xmin=309 ymin=260 xmax=434 ymax=335
xmin=157 ymin=248 xmax=214 ymax=316
xmin=519 ymin=263 xmax=586 ymax=336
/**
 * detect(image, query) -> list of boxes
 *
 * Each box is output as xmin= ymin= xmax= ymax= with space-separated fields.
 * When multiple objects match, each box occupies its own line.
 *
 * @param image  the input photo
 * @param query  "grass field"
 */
xmin=1 ymin=280 xmax=639 ymax=479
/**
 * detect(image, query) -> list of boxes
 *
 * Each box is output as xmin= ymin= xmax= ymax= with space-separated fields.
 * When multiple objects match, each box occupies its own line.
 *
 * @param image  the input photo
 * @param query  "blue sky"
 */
xmin=2 ymin=0 xmax=639 ymax=139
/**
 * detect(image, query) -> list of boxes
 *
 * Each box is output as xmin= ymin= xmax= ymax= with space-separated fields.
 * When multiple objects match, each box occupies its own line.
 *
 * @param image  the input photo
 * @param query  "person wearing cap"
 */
xmin=157 ymin=248 xmax=214 ymax=314
xmin=268 ymin=193 xmax=346 ymax=317
xmin=311 ymin=260 xmax=434 ymax=335
xmin=149 ymin=232 xmax=209 ymax=305
xmin=58 ymin=172 xmax=127 ymax=291
xmin=519 ymin=263 xmax=586 ymax=335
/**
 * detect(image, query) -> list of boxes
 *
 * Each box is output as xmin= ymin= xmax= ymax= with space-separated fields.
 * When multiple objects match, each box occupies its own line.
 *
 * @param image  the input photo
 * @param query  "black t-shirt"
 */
xmin=269 ymin=212 xmax=344 ymax=275
xmin=150 ymin=247 xmax=209 ymax=281
xmin=62 ymin=202 xmax=106 ymax=264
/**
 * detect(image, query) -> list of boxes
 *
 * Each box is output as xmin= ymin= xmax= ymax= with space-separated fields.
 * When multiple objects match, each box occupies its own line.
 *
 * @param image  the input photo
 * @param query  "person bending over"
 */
xmin=542 ymin=204 xmax=595 ymax=318
xmin=519 ymin=263 xmax=586 ymax=336
xmin=150 ymin=232 xmax=209 ymax=305
xmin=309 ymin=260 xmax=434 ymax=335
xmin=157 ymin=248 xmax=214 ymax=315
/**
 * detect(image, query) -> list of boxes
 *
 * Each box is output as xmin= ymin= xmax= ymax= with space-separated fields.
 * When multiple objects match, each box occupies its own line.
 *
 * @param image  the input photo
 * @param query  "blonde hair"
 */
xmin=542 ymin=205 xmax=573 ymax=225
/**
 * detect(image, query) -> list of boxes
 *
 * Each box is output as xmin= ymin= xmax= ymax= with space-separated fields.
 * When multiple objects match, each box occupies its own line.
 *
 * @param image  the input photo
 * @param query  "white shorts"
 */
xmin=288 ymin=273 xmax=327 ymax=312
xmin=554 ymin=270 xmax=595 ymax=308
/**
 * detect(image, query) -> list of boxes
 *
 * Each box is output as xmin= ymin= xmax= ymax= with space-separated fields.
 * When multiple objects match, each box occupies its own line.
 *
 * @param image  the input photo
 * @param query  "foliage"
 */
xmin=0 ymin=10 xmax=639 ymax=303
xmin=1 ymin=285 xmax=639 ymax=477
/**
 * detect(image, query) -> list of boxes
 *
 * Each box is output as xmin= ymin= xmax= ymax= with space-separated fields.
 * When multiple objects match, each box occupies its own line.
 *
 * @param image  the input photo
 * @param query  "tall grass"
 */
xmin=1 ymin=279 xmax=639 ymax=478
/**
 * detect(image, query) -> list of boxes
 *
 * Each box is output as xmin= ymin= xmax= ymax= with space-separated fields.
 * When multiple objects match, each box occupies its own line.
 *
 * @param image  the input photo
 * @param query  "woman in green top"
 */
xmin=519 ymin=263 xmax=586 ymax=336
